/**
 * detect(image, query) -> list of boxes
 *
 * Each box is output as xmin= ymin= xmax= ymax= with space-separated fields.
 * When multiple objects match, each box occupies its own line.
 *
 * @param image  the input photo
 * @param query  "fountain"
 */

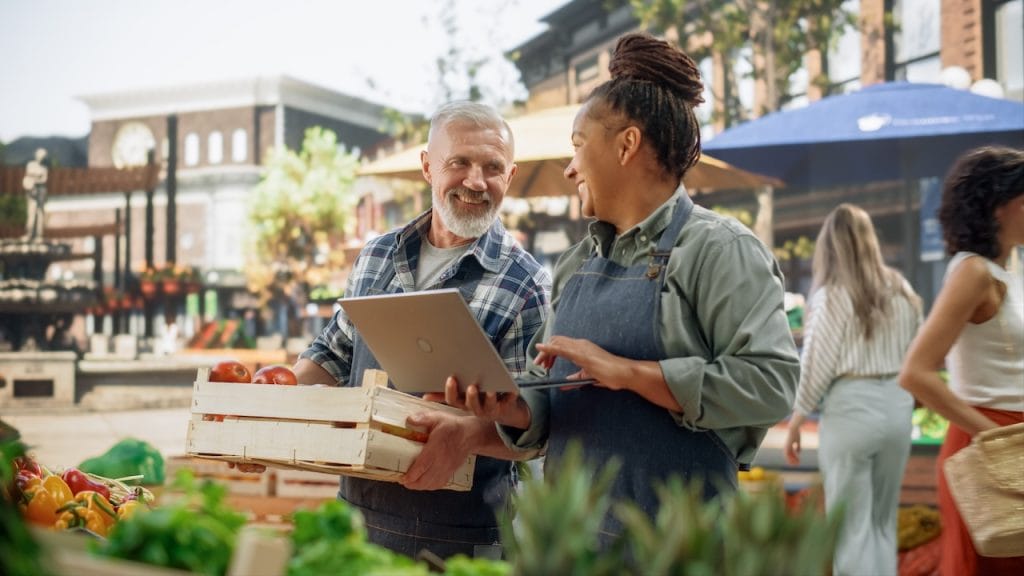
xmin=0 ymin=150 xmax=96 ymax=406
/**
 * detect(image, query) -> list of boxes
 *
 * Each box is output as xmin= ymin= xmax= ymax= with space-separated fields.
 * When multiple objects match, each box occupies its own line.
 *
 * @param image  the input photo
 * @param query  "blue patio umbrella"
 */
xmin=703 ymin=82 xmax=1024 ymax=189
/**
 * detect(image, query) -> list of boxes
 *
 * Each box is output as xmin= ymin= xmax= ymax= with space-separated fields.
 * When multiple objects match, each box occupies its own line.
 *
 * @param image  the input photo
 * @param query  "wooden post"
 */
xmin=360 ymin=369 xmax=389 ymax=389
xmin=166 ymin=114 xmax=178 ymax=265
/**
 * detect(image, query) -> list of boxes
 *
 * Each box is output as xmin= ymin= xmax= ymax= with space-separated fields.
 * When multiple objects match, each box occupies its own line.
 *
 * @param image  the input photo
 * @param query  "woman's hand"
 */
xmin=534 ymin=336 xmax=630 ymax=391
xmin=784 ymin=425 xmax=802 ymax=466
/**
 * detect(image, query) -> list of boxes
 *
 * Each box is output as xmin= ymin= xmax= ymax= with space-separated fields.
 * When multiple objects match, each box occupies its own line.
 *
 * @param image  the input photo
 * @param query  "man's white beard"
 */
xmin=434 ymin=187 xmax=498 ymax=239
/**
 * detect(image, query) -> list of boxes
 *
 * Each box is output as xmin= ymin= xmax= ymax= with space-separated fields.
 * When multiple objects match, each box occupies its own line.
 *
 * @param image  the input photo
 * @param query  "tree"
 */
xmin=631 ymin=0 xmax=855 ymax=126
xmin=246 ymin=127 xmax=361 ymax=305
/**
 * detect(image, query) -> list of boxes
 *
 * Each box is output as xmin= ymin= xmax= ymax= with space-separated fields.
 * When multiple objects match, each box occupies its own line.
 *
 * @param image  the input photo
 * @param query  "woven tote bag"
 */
xmin=943 ymin=421 xmax=1024 ymax=557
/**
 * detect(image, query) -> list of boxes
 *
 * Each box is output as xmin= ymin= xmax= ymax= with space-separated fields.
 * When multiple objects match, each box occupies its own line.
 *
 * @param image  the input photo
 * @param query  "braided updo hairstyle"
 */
xmin=587 ymin=32 xmax=705 ymax=181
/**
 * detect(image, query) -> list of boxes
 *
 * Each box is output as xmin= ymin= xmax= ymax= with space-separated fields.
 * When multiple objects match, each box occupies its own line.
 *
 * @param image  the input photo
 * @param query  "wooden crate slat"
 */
xmin=275 ymin=469 xmax=340 ymax=499
xmin=188 ymin=419 xmax=370 ymax=464
xmin=369 ymin=386 xmax=467 ymax=429
xmin=191 ymin=380 xmax=372 ymax=423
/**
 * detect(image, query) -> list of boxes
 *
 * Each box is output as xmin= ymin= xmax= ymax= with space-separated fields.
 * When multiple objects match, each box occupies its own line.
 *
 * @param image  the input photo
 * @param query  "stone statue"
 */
xmin=21 ymin=148 xmax=49 ymax=241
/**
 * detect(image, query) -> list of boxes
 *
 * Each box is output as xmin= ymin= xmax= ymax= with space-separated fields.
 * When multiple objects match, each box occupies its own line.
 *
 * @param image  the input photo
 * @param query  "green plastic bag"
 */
xmin=79 ymin=438 xmax=165 ymax=485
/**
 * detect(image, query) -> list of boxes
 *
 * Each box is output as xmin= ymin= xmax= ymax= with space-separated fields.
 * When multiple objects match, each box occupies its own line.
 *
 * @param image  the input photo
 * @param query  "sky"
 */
xmin=0 ymin=0 xmax=569 ymax=142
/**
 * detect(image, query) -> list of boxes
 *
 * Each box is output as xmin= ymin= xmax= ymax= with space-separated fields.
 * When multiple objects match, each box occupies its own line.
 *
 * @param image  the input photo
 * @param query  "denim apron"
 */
xmin=546 ymin=195 xmax=737 ymax=542
xmin=340 ymin=249 xmax=511 ymax=560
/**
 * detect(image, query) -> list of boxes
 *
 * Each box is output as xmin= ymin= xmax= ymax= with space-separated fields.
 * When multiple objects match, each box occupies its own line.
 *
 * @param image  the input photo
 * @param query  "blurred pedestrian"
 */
xmin=784 ymin=203 xmax=922 ymax=576
xmin=900 ymin=146 xmax=1024 ymax=576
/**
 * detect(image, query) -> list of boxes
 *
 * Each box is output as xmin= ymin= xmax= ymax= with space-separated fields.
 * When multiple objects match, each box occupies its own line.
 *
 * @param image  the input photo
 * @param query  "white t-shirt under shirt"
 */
xmin=945 ymin=252 xmax=1024 ymax=411
xmin=415 ymin=239 xmax=472 ymax=290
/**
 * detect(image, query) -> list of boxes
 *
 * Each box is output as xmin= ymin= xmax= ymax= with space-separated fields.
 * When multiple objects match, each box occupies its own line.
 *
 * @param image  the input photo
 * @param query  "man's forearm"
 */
xmin=292 ymin=358 xmax=340 ymax=386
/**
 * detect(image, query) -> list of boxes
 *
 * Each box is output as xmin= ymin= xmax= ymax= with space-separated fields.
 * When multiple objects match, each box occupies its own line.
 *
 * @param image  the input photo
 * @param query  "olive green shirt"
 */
xmin=506 ymin=190 xmax=799 ymax=465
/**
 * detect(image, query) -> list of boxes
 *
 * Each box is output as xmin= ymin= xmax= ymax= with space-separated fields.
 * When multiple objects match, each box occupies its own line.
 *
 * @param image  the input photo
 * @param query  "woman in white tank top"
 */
xmin=900 ymin=146 xmax=1024 ymax=576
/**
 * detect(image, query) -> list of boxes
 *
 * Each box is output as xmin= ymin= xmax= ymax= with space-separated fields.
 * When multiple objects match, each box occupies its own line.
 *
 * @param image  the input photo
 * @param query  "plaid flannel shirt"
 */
xmin=301 ymin=210 xmax=552 ymax=385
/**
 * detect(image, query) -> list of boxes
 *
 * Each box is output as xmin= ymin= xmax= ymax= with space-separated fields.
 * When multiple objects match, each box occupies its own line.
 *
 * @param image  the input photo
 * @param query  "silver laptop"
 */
xmin=339 ymin=288 xmax=595 ymax=394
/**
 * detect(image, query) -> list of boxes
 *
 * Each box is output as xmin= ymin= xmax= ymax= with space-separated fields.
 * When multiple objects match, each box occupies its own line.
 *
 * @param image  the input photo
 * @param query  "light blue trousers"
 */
xmin=819 ymin=375 xmax=914 ymax=576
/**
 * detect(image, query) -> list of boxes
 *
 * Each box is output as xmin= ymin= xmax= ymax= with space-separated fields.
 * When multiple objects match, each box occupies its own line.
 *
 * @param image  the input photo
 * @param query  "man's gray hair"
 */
xmin=428 ymin=101 xmax=515 ymax=155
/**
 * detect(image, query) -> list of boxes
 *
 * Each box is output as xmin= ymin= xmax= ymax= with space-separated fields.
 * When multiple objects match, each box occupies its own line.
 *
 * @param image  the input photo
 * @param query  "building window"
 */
xmin=184 ymin=133 xmax=200 ymax=166
xmin=208 ymin=131 xmax=223 ymax=164
xmin=575 ymin=54 xmax=600 ymax=85
xmin=232 ymin=129 xmax=248 ymax=162
xmin=891 ymin=0 xmax=941 ymax=83
xmin=828 ymin=0 xmax=862 ymax=93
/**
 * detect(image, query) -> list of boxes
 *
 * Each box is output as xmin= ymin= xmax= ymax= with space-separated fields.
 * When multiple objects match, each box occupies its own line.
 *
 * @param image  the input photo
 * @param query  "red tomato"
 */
xmin=210 ymin=360 xmax=251 ymax=383
xmin=252 ymin=365 xmax=298 ymax=386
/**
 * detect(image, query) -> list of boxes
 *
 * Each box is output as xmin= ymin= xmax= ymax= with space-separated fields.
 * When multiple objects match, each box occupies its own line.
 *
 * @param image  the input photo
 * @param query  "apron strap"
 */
xmin=646 ymin=193 xmax=694 ymax=280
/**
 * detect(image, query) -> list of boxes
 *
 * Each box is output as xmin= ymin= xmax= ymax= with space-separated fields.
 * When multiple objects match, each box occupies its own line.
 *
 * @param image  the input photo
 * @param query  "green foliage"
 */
xmin=500 ymin=443 xmax=625 ymax=576
xmin=444 ymin=555 xmax=511 ymax=576
xmin=773 ymin=235 xmax=815 ymax=262
xmin=717 ymin=486 xmax=841 ymax=575
xmin=248 ymin=126 xmax=361 ymax=303
xmin=710 ymin=205 xmax=754 ymax=227
xmin=94 ymin=469 xmax=247 ymax=576
xmin=381 ymin=108 xmax=429 ymax=147
xmin=78 ymin=438 xmax=166 ymax=486
xmin=287 ymin=500 xmax=428 ymax=576
xmin=504 ymin=441 xmax=843 ymax=575
xmin=0 ymin=422 xmax=45 ymax=576
xmin=0 ymin=193 xmax=27 ymax=228
xmin=615 ymin=478 xmax=723 ymax=576
xmin=290 ymin=500 xmax=364 ymax=549
xmin=631 ymin=0 xmax=855 ymax=123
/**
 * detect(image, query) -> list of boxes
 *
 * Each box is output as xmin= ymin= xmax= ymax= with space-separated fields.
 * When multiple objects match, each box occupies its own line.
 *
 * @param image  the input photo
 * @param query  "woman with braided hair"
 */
xmin=431 ymin=32 xmax=799 ymax=544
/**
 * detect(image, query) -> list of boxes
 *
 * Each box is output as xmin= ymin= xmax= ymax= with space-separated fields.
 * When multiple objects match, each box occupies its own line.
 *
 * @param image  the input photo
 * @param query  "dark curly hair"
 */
xmin=939 ymin=146 xmax=1024 ymax=258
xmin=585 ymin=32 xmax=704 ymax=181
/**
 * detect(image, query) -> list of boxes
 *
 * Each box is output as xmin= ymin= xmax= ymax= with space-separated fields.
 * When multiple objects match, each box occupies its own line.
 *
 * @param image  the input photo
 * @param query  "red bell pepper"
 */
xmin=61 ymin=468 xmax=111 ymax=501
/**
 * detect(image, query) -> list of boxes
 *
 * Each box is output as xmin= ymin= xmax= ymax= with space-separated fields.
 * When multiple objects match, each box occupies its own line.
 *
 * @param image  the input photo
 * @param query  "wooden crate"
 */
xmin=164 ymin=455 xmax=275 ymax=497
xmin=275 ymin=468 xmax=341 ymax=499
xmin=186 ymin=368 xmax=475 ymax=491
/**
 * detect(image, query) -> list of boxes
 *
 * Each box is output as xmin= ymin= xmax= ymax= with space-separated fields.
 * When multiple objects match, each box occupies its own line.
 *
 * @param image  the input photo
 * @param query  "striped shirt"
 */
xmin=300 ymin=210 xmax=552 ymax=385
xmin=794 ymin=282 xmax=922 ymax=416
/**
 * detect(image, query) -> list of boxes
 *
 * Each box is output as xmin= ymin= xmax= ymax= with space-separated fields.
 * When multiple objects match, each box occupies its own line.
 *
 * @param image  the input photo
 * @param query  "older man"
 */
xmin=293 ymin=101 xmax=551 ymax=559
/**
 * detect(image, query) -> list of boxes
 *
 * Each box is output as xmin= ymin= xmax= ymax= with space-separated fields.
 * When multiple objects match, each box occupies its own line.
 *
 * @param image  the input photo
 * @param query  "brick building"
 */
xmin=47 ymin=76 xmax=393 ymax=288
xmin=510 ymin=0 xmax=1023 ymax=299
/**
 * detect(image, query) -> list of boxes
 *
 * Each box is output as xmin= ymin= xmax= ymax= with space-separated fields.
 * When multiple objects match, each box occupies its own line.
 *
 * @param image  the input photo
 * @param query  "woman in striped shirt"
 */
xmin=784 ymin=203 xmax=923 ymax=576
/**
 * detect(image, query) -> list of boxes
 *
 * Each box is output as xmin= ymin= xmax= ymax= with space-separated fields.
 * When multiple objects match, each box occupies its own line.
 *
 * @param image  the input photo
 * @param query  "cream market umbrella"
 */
xmin=359 ymin=104 xmax=783 ymax=196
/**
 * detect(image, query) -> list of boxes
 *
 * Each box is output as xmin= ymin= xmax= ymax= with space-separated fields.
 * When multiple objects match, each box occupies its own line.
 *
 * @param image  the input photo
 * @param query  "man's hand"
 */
xmin=401 ymin=411 xmax=481 ymax=491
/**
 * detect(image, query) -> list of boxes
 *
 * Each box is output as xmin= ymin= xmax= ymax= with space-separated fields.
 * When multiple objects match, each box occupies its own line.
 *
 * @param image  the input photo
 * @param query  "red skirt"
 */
xmin=936 ymin=406 xmax=1024 ymax=576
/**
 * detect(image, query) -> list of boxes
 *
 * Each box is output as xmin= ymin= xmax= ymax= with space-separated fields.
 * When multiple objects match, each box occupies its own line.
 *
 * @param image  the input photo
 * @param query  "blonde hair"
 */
xmin=812 ymin=204 xmax=922 ymax=339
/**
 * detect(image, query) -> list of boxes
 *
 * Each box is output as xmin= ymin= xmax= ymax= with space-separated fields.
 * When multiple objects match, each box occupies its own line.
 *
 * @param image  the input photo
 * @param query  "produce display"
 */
xmin=78 ymin=438 xmax=166 ymax=486
xmin=1 ymin=423 xmax=45 ymax=576
xmin=898 ymin=504 xmax=942 ymax=551
xmin=12 ymin=454 xmax=155 ymax=538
